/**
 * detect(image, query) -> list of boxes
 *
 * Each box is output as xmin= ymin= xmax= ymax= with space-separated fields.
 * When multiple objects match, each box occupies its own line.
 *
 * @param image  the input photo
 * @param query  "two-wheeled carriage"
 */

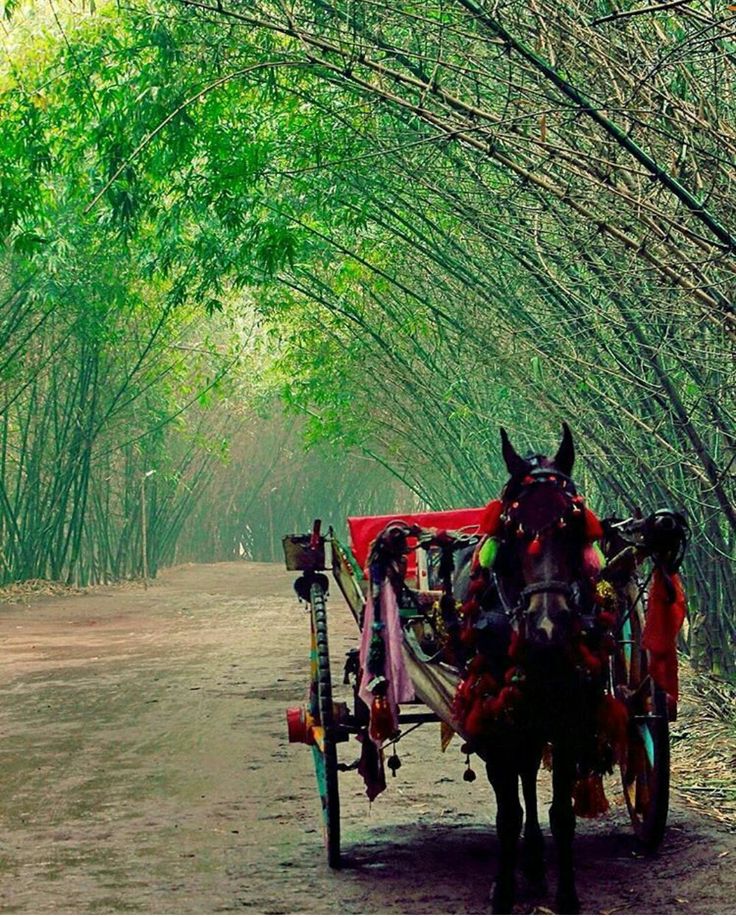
xmin=283 ymin=505 xmax=688 ymax=868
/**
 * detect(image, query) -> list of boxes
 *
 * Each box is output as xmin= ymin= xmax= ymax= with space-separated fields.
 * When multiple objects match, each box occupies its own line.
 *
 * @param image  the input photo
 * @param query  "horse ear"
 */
xmin=553 ymin=422 xmax=575 ymax=475
xmin=500 ymin=427 xmax=528 ymax=478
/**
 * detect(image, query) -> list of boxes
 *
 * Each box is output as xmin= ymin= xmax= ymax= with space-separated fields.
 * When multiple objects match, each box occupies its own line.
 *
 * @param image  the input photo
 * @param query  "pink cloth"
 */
xmin=359 ymin=579 xmax=415 ymax=744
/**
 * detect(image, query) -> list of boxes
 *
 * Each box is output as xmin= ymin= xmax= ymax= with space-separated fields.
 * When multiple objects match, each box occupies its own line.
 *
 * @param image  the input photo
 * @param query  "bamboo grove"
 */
xmin=1 ymin=1 xmax=734 ymax=672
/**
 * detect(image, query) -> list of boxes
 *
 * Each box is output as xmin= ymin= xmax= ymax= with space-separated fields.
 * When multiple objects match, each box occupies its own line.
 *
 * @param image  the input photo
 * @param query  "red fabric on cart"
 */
xmin=347 ymin=507 xmax=486 ymax=574
xmin=642 ymin=567 xmax=687 ymax=701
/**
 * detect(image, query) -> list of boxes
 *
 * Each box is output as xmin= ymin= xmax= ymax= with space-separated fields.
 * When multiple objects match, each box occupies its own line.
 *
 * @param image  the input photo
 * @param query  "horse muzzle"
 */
xmin=522 ymin=581 xmax=576 ymax=649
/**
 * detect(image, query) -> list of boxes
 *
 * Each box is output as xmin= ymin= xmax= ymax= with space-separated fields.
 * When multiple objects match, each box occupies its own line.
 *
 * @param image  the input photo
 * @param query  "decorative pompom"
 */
xmin=508 ymin=629 xmax=524 ymax=661
xmin=468 ymin=574 xmax=486 ymax=596
xmin=577 ymin=643 xmax=603 ymax=676
xmin=464 ymin=697 xmax=487 ymax=737
xmin=598 ymin=695 xmax=629 ymax=763
xmin=582 ymin=543 xmax=602 ymax=578
xmin=527 ymin=535 xmax=542 ymax=556
xmin=460 ymin=621 xmax=476 ymax=648
xmin=460 ymin=598 xmax=480 ymax=619
xmin=584 ymin=507 xmax=604 ymax=541
xmin=478 ymin=537 xmax=499 ymax=568
xmin=497 ymin=685 xmax=522 ymax=710
xmin=480 ymin=499 xmax=503 ymax=537
xmin=482 ymin=695 xmax=503 ymax=718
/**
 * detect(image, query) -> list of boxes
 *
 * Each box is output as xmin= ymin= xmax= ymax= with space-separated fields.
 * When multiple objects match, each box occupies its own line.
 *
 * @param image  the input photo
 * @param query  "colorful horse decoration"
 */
xmin=359 ymin=424 xmax=687 ymax=913
xmin=286 ymin=423 xmax=688 ymax=913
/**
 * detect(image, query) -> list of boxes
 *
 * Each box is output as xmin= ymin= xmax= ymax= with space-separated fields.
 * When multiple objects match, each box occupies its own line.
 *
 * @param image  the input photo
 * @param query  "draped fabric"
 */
xmin=358 ymin=579 xmax=415 ymax=743
xmin=642 ymin=567 xmax=687 ymax=701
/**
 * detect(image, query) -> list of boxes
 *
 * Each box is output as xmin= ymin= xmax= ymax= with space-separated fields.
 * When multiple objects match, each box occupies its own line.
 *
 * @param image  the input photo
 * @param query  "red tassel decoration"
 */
xmin=460 ymin=598 xmax=480 ymax=621
xmin=582 ymin=543 xmax=601 ymax=578
xmin=573 ymin=774 xmax=610 ymax=818
xmin=479 ymin=499 xmax=503 ymax=537
xmin=584 ymin=507 xmax=603 ymax=541
xmin=527 ymin=535 xmax=542 ymax=556
xmin=598 ymin=695 xmax=629 ymax=764
xmin=497 ymin=685 xmax=522 ymax=712
xmin=577 ymin=643 xmax=603 ymax=676
xmin=482 ymin=695 xmax=503 ymax=718
xmin=508 ymin=630 xmax=523 ymax=661
xmin=464 ymin=697 xmax=487 ymax=737
xmin=642 ymin=568 xmax=687 ymax=702
xmin=369 ymin=694 xmax=395 ymax=742
xmin=460 ymin=620 xmax=476 ymax=648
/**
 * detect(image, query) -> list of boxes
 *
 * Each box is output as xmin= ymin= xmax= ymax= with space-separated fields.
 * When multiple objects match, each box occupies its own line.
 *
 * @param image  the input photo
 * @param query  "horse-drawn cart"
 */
xmin=283 ymin=509 xmax=486 ymax=867
xmin=281 ymin=431 xmax=688 ymax=912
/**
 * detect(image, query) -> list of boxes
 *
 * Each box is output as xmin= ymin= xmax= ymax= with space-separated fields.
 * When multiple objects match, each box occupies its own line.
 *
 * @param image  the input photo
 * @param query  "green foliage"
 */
xmin=1 ymin=0 xmax=734 ymax=675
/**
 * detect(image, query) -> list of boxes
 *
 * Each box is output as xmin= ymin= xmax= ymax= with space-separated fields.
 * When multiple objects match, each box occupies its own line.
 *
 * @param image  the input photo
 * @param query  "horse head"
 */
xmin=495 ymin=423 xmax=593 ymax=651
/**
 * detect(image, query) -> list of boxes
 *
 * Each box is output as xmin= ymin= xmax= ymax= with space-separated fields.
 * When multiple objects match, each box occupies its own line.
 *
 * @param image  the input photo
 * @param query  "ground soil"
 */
xmin=0 ymin=561 xmax=734 ymax=915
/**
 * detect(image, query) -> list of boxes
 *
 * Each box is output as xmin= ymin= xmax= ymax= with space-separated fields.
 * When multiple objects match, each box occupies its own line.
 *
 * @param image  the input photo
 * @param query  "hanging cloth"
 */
xmin=642 ymin=567 xmax=687 ymax=701
xmin=358 ymin=578 xmax=415 ymax=744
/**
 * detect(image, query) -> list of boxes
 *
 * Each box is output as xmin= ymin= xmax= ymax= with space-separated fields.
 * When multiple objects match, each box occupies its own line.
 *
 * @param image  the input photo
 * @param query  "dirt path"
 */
xmin=0 ymin=562 xmax=734 ymax=915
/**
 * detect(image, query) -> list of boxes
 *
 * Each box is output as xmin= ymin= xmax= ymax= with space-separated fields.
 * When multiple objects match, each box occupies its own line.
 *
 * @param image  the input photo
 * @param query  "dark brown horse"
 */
xmin=460 ymin=424 xmax=605 ymax=914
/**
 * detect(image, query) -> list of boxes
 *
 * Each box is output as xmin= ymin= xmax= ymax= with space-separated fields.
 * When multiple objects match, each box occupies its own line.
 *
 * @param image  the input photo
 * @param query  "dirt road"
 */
xmin=0 ymin=562 xmax=734 ymax=914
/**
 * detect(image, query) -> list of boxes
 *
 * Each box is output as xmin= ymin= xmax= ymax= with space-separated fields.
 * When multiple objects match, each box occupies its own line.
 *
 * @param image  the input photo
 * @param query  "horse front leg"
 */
xmin=487 ymin=749 xmax=523 ymax=914
xmin=550 ymin=746 xmax=580 ymax=914
xmin=520 ymin=739 xmax=545 ymax=892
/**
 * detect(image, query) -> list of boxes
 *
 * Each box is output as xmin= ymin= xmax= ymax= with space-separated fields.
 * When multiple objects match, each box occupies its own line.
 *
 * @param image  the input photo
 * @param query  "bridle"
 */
xmin=494 ymin=467 xmax=585 ymax=624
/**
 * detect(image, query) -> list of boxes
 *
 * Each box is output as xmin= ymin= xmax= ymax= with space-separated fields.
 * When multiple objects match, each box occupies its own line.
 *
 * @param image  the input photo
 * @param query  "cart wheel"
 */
xmin=309 ymin=580 xmax=341 ymax=868
xmin=614 ymin=600 xmax=670 ymax=849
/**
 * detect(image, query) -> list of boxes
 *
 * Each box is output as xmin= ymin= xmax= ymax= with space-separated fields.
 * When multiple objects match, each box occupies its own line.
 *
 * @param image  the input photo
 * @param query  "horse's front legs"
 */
xmin=487 ymin=750 xmax=523 ymax=914
xmin=550 ymin=747 xmax=580 ymax=914
xmin=520 ymin=742 xmax=545 ymax=891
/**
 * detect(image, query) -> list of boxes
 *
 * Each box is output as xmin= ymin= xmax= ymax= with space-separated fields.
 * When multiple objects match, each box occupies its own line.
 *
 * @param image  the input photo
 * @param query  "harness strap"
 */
xmin=520 ymin=580 xmax=575 ymax=601
xmin=505 ymin=579 xmax=577 ymax=621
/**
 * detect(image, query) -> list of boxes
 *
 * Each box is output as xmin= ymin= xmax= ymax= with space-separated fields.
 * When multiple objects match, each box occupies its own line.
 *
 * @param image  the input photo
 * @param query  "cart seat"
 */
xmin=347 ymin=507 xmax=485 ymax=584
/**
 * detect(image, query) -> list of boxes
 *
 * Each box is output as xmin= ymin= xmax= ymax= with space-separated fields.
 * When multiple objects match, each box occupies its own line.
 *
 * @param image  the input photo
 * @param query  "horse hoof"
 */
xmin=521 ymin=873 xmax=547 ymax=899
xmin=490 ymin=880 xmax=514 ymax=915
xmin=520 ymin=855 xmax=546 ymax=893
xmin=554 ymin=891 xmax=581 ymax=915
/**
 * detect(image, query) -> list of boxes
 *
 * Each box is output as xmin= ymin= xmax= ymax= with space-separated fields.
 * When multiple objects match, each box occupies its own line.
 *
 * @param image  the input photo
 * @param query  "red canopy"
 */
xmin=347 ymin=507 xmax=485 ymax=574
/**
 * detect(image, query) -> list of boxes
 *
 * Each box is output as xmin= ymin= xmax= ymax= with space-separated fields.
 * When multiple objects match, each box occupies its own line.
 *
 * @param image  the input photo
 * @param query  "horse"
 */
xmin=455 ymin=423 xmax=607 ymax=915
